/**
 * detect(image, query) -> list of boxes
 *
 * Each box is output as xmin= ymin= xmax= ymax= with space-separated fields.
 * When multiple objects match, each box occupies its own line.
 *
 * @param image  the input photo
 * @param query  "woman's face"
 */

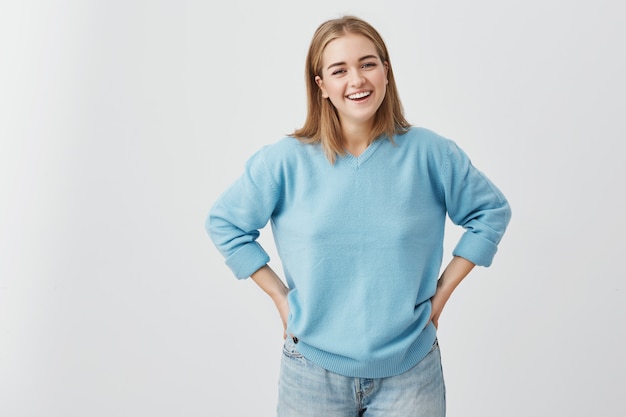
xmin=315 ymin=33 xmax=388 ymax=132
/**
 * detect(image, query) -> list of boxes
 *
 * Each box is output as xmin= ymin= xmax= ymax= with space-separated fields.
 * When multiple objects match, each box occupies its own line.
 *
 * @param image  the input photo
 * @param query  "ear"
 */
xmin=315 ymin=75 xmax=329 ymax=98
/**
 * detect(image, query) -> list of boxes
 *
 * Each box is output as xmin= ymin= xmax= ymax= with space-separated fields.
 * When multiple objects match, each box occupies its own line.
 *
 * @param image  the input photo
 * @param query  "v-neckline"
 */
xmin=339 ymin=138 xmax=384 ymax=169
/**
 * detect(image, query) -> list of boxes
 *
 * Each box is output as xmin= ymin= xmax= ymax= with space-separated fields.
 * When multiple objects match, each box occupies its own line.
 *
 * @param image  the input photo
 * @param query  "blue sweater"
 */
xmin=207 ymin=127 xmax=511 ymax=378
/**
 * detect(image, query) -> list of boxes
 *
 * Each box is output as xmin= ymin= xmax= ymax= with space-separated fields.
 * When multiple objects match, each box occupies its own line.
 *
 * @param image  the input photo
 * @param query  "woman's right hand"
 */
xmin=274 ymin=292 xmax=290 ymax=339
xmin=250 ymin=265 xmax=291 ymax=339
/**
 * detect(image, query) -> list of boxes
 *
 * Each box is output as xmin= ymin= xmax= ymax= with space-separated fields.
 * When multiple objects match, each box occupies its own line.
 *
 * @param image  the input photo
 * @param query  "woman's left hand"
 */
xmin=429 ymin=256 xmax=476 ymax=329
xmin=429 ymin=290 xmax=447 ymax=329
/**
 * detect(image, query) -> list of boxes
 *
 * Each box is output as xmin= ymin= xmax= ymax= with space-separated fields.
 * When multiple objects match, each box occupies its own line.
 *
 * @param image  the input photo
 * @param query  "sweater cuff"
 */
xmin=225 ymin=242 xmax=270 ymax=279
xmin=452 ymin=231 xmax=498 ymax=267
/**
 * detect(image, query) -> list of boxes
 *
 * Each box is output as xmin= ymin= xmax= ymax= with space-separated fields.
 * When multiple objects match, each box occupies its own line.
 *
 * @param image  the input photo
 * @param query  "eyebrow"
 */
xmin=326 ymin=55 xmax=379 ymax=71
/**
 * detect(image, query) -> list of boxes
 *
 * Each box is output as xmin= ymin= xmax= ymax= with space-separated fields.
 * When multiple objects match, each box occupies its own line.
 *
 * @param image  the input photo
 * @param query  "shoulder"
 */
xmin=256 ymin=136 xmax=320 ymax=161
xmin=246 ymin=136 xmax=325 ymax=182
xmin=244 ymin=137 xmax=303 ymax=167
xmin=393 ymin=127 xmax=457 ymax=162
xmin=396 ymin=126 xmax=452 ymax=148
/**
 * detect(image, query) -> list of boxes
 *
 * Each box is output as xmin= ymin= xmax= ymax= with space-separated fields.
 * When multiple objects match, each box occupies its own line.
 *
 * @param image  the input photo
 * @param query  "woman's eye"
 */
xmin=362 ymin=62 xmax=377 ymax=69
xmin=332 ymin=69 xmax=346 ymax=75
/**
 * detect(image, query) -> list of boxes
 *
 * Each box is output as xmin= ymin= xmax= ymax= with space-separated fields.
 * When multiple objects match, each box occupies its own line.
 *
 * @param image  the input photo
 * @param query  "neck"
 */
xmin=341 ymin=121 xmax=374 ymax=157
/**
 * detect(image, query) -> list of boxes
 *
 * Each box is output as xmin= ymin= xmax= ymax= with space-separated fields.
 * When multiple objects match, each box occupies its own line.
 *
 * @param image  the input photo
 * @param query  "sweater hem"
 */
xmin=294 ymin=322 xmax=437 ymax=378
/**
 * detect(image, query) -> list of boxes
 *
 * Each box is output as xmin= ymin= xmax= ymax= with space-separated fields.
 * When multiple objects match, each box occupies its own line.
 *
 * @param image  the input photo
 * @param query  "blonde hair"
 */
xmin=292 ymin=16 xmax=410 ymax=163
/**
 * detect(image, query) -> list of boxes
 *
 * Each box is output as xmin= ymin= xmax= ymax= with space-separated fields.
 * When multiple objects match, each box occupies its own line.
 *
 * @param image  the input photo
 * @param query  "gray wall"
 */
xmin=1 ymin=0 xmax=623 ymax=415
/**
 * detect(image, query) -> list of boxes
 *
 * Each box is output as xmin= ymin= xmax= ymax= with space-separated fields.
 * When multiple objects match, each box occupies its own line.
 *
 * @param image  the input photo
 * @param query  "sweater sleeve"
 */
xmin=206 ymin=148 xmax=279 ymax=279
xmin=441 ymin=140 xmax=511 ymax=267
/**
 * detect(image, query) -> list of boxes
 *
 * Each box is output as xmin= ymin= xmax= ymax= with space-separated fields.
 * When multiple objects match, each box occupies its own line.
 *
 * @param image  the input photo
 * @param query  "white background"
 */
xmin=1 ymin=0 xmax=624 ymax=416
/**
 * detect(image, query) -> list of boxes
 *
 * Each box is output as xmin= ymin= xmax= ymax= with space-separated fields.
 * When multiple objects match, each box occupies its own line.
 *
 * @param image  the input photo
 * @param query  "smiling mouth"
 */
xmin=347 ymin=91 xmax=372 ymax=100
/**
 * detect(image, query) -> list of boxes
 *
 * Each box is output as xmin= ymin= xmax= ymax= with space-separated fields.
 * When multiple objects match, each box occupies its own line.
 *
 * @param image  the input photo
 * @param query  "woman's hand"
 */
xmin=429 ymin=256 xmax=475 ymax=329
xmin=429 ymin=288 xmax=447 ymax=329
xmin=251 ymin=265 xmax=291 ymax=338
xmin=274 ymin=291 xmax=290 ymax=339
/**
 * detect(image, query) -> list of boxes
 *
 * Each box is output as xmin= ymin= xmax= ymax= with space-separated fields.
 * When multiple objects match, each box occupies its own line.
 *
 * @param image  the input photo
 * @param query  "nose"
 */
xmin=349 ymin=71 xmax=365 ymax=87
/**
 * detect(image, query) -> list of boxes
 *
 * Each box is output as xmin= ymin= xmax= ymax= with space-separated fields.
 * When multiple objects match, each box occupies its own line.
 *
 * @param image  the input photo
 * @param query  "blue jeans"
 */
xmin=277 ymin=337 xmax=446 ymax=416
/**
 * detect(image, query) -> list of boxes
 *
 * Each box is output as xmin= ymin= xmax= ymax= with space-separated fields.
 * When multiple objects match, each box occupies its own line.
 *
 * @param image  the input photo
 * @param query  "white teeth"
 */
xmin=348 ymin=91 xmax=371 ymax=100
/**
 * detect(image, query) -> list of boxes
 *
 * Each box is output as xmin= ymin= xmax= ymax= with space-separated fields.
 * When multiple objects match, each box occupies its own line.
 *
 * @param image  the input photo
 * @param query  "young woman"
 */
xmin=207 ymin=16 xmax=511 ymax=417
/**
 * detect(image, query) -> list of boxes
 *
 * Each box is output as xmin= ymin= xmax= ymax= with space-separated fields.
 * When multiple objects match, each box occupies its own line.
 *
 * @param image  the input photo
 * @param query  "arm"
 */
xmin=432 ymin=140 xmax=511 ymax=327
xmin=251 ymin=265 xmax=290 ymax=339
xmin=207 ymin=146 xmax=292 ymax=338
xmin=442 ymin=140 xmax=511 ymax=268
xmin=207 ymin=148 xmax=279 ymax=279
xmin=430 ymin=256 xmax=475 ymax=328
